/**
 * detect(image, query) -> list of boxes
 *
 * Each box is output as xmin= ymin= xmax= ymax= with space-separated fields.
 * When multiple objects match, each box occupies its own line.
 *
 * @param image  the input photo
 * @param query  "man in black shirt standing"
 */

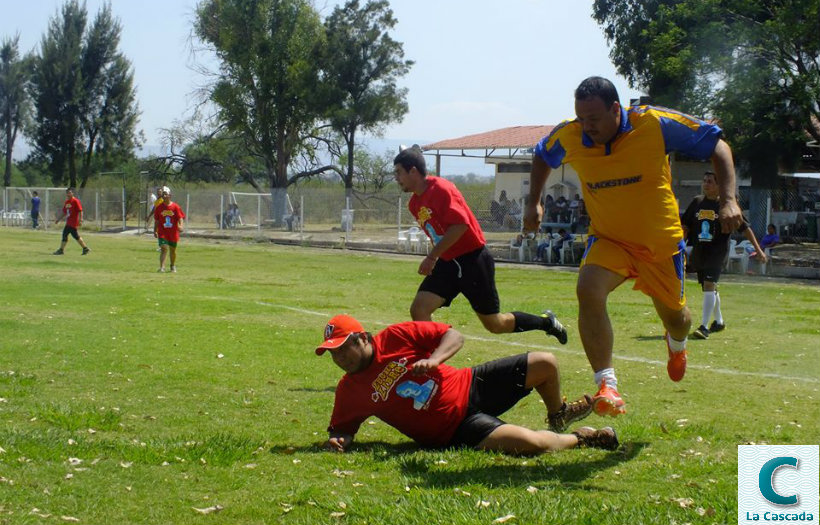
xmin=681 ymin=172 xmax=767 ymax=339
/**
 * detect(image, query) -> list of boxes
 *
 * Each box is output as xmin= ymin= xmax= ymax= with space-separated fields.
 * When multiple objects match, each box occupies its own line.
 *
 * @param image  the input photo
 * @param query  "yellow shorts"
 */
xmin=580 ymin=236 xmax=687 ymax=310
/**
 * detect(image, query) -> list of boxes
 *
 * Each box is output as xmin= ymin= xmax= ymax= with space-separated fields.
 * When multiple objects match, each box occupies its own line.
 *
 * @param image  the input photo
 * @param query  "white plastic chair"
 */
xmin=408 ymin=226 xmax=427 ymax=254
xmin=726 ymin=239 xmax=752 ymax=273
xmin=397 ymin=228 xmax=410 ymax=251
xmin=559 ymin=236 xmax=576 ymax=265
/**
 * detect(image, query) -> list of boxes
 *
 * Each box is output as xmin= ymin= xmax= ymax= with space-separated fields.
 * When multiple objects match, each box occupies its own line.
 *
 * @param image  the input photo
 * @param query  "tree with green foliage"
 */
xmin=29 ymin=0 xmax=140 ymax=188
xmin=592 ymin=0 xmax=820 ymax=189
xmin=0 ymin=34 xmax=32 ymax=188
xmin=194 ymin=0 xmax=339 ymax=224
xmin=322 ymin=0 xmax=412 ymax=200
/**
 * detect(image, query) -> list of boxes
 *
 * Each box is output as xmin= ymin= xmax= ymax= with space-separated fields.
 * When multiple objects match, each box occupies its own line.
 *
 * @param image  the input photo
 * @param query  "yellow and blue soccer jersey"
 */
xmin=535 ymin=105 xmax=722 ymax=262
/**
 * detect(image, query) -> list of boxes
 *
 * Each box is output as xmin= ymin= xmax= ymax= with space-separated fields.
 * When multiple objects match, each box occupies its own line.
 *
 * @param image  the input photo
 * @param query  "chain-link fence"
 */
xmin=4 ymin=183 xmax=819 ymax=261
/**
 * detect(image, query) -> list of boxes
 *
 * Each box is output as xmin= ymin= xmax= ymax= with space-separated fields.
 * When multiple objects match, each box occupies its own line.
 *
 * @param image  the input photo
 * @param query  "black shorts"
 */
xmin=61 ymin=226 xmax=79 ymax=241
xmin=448 ymin=353 xmax=532 ymax=448
xmin=417 ymin=246 xmax=500 ymax=315
xmin=697 ymin=267 xmax=722 ymax=287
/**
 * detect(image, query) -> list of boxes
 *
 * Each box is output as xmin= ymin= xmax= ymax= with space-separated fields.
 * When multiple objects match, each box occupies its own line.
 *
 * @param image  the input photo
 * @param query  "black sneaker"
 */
xmin=82 ymin=247 xmax=90 ymax=255
xmin=709 ymin=321 xmax=725 ymax=333
xmin=53 ymin=249 xmax=64 ymax=255
xmin=572 ymin=426 xmax=619 ymax=451
xmin=541 ymin=310 xmax=568 ymax=345
xmin=692 ymin=325 xmax=709 ymax=339
xmin=547 ymin=394 xmax=593 ymax=432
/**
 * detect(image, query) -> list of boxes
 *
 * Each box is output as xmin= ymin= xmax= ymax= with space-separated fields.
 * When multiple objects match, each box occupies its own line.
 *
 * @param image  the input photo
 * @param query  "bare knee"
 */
xmin=526 ymin=352 xmax=558 ymax=387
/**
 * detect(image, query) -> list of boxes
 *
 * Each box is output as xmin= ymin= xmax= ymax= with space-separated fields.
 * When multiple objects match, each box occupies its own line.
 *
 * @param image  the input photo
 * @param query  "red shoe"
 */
xmin=666 ymin=332 xmax=687 ymax=382
xmin=591 ymin=381 xmax=626 ymax=417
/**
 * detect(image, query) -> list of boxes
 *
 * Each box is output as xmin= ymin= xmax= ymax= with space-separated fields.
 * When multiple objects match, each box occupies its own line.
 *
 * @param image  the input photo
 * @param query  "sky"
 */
xmin=1 ymin=0 xmax=644 ymax=175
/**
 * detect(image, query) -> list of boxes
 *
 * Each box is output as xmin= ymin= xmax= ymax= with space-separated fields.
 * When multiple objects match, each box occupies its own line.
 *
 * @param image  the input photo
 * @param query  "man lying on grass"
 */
xmin=316 ymin=315 xmax=619 ymax=455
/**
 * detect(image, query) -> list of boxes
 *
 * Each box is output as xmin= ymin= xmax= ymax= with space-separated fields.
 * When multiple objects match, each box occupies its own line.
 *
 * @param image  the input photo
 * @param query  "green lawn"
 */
xmin=0 ymin=228 xmax=818 ymax=525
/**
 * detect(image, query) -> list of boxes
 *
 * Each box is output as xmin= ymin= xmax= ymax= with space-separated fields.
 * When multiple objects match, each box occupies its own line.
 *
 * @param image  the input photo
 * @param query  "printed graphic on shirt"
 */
xmin=160 ymin=209 xmax=176 ymax=228
xmin=371 ymin=358 xmax=409 ymax=402
xmin=696 ymin=209 xmax=717 ymax=242
xmin=396 ymin=379 xmax=439 ymax=410
xmin=416 ymin=206 xmax=442 ymax=245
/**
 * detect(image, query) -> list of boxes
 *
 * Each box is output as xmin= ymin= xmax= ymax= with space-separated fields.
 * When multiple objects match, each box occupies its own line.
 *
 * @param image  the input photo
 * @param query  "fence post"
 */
xmin=2 ymin=187 xmax=6 ymax=227
xmin=257 ymin=194 xmax=261 ymax=233
xmin=45 ymin=190 xmax=50 ymax=231
xmin=122 ymin=184 xmax=126 ymax=231
xmin=97 ymin=191 xmax=101 ymax=231
xmin=299 ymin=195 xmax=304 ymax=238
xmin=766 ymin=196 xmax=772 ymax=229
xmin=219 ymin=194 xmax=224 ymax=230
xmin=186 ymin=194 xmax=190 ymax=224
xmin=397 ymin=195 xmax=402 ymax=234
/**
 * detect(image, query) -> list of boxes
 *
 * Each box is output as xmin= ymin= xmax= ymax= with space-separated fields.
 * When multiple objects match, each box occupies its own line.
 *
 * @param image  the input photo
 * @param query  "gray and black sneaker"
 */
xmin=53 ymin=249 xmax=64 ymax=255
xmin=708 ymin=321 xmax=725 ymax=333
xmin=572 ymin=426 xmax=619 ymax=451
xmin=541 ymin=310 xmax=568 ymax=345
xmin=547 ymin=394 xmax=593 ymax=433
xmin=692 ymin=325 xmax=709 ymax=339
xmin=82 ymin=247 xmax=90 ymax=255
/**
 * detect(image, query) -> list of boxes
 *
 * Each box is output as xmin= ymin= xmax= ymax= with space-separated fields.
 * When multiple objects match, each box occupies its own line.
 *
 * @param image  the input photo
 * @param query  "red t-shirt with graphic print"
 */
xmin=153 ymin=201 xmax=186 ymax=242
xmin=62 ymin=197 xmax=83 ymax=228
xmin=327 ymin=321 xmax=473 ymax=447
xmin=408 ymin=177 xmax=485 ymax=260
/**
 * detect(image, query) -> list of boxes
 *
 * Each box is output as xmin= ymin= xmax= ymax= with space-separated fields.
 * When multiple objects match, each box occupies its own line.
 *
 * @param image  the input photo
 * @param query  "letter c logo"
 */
xmin=759 ymin=456 xmax=799 ymax=505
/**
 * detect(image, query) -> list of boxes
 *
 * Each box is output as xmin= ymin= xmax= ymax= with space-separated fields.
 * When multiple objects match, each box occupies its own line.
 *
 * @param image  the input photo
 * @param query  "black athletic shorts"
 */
xmin=697 ymin=267 xmax=722 ymax=287
xmin=448 ymin=353 xmax=532 ymax=448
xmin=417 ymin=246 xmax=500 ymax=315
xmin=61 ymin=226 xmax=79 ymax=241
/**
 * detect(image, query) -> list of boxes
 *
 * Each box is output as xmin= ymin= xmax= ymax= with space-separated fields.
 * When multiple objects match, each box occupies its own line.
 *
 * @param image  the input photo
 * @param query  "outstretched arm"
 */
xmin=524 ymin=154 xmax=552 ymax=232
xmin=711 ymin=139 xmax=743 ymax=233
xmin=743 ymin=228 xmax=768 ymax=264
xmin=410 ymin=328 xmax=465 ymax=375
xmin=325 ymin=432 xmax=355 ymax=452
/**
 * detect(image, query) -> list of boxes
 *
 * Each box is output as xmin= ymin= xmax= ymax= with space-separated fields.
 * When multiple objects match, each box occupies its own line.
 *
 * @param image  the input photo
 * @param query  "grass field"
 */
xmin=0 ymin=228 xmax=818 ymax=525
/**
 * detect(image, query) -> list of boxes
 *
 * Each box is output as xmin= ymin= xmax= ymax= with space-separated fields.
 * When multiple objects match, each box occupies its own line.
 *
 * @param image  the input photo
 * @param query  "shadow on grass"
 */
xmin=288 ymin=386 xmax=336 ymax=393
xmin=269 ymin=440 xmax=419 ymax=456
xmin=402 ymin=440 xmax=648 ymax=490
xmin=634 ymin=335 xmax=666 ymax=342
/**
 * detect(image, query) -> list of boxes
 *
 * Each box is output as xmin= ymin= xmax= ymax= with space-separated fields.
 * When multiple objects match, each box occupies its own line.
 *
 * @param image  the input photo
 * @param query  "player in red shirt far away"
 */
xmin=393 ymin=146 xmax=568 ymax=344
xmin=152 ymin=186 xmax=186 ymax=273
xmin=317 ymin=314 xmax=618 ymax=454
xmin=53 ymin=187 xmax=90 ymax=256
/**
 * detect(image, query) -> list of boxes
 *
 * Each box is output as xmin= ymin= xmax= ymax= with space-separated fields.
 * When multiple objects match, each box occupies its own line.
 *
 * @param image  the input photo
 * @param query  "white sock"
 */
xmin=667 ymin=332 xmax=687 ymax=353
xmin=713 ymin=292 xmax=723 ymax=325
xmin=594 ymin=368 xmax=617 ymax=390
xmin=701 ymin=291 xmax=716 ymax=328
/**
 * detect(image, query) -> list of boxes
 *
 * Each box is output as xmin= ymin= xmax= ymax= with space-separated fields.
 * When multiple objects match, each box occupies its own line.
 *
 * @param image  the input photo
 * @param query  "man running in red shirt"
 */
xmin=393 ymin=146 xmax=567 ymax=343
xmin=318 ymin=314 xmax=617 ymax=454
xmin=53 ymin=188 xmax=90 ymax=256
xmin=153 ymin=186 xmax=185 ymax=273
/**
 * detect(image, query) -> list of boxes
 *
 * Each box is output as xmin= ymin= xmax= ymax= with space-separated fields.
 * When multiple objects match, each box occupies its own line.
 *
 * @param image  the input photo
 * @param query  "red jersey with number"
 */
xmin=408 ymin=177 xmax=485 ymax=260
xmin=153 ymin=201 xmax=185 ymax=242
xmin=62 ymin=197 xmax=83 ymax=228
xmin=328 ymin=321 xmax=473 ymax=447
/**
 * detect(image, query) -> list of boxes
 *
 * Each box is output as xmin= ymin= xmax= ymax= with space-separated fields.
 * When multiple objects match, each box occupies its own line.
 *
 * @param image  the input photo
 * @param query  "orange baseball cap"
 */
xmin=316 ymin=314 xmax=364 ymax=355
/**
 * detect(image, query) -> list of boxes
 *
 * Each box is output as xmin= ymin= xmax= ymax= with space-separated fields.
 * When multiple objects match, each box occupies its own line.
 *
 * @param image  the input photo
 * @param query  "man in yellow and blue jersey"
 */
xmin=523 ymin=76 xmax=743 ymax=418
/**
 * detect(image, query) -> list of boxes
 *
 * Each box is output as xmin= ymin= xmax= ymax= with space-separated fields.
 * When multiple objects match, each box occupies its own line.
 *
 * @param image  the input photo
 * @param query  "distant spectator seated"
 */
xmin=571 ymin=199 xmax=590 ymax=233
xmin=553 ymin=196 xmax=570 ymax=222
xmin=568 ymin=193 xmax=581 ymax=221
xmin=543 ymin=194 xmax=556 ymax=222
xmin=490 ymin=199 xmax=505 ymax=226
xmin=503 ymin=197 xmax=522 ymax=229
xmin=535 ymin=227 xmax=553 ymax=261
xmin=551 ymin=228 xmax=574 ymax=261
xmin=760 ymin=224 xmax=780 ymax=250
